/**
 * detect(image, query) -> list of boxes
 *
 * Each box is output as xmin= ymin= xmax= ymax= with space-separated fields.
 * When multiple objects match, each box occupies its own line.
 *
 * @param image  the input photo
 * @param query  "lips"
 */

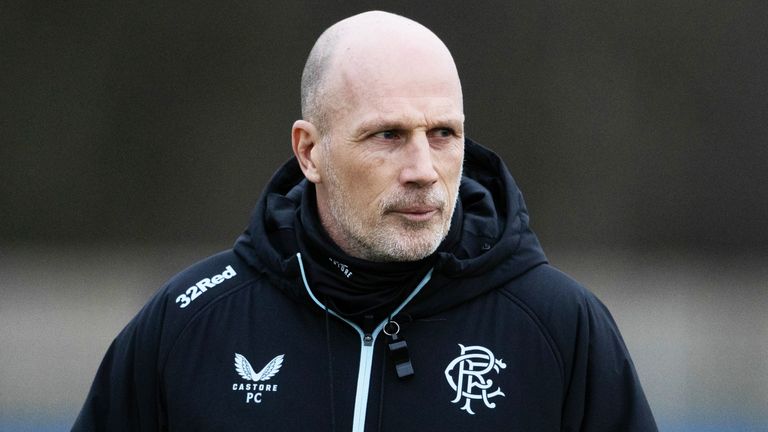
xmin=382 ymin=190 xmax=446 ymax=221
xmin=388 ymin=206 xmax=440 ymax=222
xmin=396 ymin=206 xmax=438 ymax=214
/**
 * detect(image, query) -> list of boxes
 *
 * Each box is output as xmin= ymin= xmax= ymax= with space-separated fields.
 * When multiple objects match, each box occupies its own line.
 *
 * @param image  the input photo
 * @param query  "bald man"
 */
xmin=74 ymin=11 xmax=657 ymax=432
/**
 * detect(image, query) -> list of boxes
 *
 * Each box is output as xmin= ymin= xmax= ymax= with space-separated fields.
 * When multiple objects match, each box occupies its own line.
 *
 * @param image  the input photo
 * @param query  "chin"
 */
xmin=370 ymin=230 xmax=445 ymax=262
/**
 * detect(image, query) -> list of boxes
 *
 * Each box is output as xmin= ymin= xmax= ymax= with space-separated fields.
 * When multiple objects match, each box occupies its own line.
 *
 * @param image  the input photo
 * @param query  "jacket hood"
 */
xmin=233 ymin=138 xmax=548 ymax=316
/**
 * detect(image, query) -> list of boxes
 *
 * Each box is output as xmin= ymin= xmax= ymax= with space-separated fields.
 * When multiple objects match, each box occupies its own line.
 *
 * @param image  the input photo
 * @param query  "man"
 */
xmin=74 ymin=11 xmax=657 ymax=431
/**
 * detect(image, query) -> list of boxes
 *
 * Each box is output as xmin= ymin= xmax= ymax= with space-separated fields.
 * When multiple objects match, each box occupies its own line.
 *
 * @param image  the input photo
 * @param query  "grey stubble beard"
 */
xmin=322 ymin=155 xmax=462 ymax=262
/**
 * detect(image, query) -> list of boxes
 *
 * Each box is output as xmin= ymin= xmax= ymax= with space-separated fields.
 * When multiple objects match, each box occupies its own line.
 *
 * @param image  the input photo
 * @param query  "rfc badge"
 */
xmin=444 ymin=344 xmax=506 ymax=415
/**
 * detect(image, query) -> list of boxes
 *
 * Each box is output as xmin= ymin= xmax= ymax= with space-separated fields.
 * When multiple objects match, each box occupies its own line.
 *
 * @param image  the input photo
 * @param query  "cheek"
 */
xmin=328 ymin=164 xmax=384 ymax=218
xmin=437 ymin=147 xmax=465 ymax=187
xmin=349 ymin=156 xmax=395 ymax=198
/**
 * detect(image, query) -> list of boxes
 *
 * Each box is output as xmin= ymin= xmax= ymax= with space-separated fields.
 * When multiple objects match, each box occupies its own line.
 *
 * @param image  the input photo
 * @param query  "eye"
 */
xmin=372 ymin=130 xmax=402 ymax=140
xmin=428 ymin=128 xmax=455 ymax=139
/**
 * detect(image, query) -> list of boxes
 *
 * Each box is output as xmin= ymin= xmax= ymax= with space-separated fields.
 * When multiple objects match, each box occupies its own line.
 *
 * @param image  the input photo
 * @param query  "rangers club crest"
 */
xmin=444 ymin=344 xmax=506 ymax=415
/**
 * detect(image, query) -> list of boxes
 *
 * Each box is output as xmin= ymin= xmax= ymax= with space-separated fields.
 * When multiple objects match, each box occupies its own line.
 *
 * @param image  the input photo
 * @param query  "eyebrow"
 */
xmin=354 ymin=115 xmax=464 ymax=137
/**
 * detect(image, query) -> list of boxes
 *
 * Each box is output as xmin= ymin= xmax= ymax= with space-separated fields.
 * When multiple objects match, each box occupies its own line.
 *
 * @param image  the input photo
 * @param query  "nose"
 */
xmin=399 ymin=132 xmax=439 ymax=187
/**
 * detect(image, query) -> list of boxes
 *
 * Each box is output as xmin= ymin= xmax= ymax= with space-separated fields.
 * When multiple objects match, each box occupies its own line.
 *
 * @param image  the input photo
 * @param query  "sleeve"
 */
xmin=71 ymin=290 xmax=169 ymax=432
xmin=560 ymin=292 xmax=658 ymax=432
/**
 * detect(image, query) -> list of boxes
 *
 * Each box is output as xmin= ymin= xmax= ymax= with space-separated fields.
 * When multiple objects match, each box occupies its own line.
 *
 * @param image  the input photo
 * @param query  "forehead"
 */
xmin=333 ymin=61 xmax=463 ymax=129
xmin=335 ymin=41 xmax=461 ymax=95
xmin=350 ymin=96 xmax=464 ymax=131
xmin=321 ymin=24 xmax=464 ymax=130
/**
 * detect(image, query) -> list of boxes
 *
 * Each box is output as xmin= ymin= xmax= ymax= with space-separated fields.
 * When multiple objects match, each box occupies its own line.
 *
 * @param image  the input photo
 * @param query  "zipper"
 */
xmin=296 ymin=253 xmax=432 ymax=432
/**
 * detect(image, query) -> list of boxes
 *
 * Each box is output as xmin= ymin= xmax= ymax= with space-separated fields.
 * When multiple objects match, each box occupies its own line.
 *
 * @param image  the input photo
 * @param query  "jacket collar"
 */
xmin=233 ymin=138 xmax=548 ymax=316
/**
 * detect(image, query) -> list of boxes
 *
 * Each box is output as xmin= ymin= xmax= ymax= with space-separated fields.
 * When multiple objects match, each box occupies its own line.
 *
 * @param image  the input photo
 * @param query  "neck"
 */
xmin=296 ymin=186 xmax=438 ymax=329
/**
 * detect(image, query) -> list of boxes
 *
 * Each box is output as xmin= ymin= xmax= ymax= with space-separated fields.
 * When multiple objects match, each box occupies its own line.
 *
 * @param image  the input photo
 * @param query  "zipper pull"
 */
xmin=384 ymin=320 xmax=414 ymax=379
xmin=363 ymin=315 xmax=374 ymax=346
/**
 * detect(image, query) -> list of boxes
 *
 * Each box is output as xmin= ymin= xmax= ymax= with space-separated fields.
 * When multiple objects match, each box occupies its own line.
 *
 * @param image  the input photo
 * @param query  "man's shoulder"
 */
xmin=497 ymin=262 xmax=627 ymax=363
xmin=156 ymin=249 xmax=262 ymax=315
xmin=502 ymin=263 xmax=594 ymax=309
xmin=124 ymin=249 xmax=262 ymax=334
xmin=119 ymin=249 xmax=265 ymax=358
xmin=498 ymin=263 xmax=612 ymax=342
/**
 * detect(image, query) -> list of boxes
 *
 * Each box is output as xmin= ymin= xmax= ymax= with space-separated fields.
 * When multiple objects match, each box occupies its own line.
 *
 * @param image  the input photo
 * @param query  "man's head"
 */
xmin=292 ymin=11 xmax=465 ymax=262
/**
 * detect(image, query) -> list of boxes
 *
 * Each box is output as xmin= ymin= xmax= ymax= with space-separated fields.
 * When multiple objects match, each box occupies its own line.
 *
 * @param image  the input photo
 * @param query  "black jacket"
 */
xmin=73 ymin=139 xmax=657 ymax=431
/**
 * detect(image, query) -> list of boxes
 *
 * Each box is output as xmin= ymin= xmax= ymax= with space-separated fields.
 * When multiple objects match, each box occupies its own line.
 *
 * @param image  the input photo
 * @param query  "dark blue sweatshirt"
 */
xmin=73 ymin=139 xmax=657 ymax=431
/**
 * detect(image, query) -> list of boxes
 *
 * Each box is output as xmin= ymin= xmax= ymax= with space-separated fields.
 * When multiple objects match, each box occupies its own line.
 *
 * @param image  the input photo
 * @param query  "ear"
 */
xmin=291 ymin=120 xmax=323 ymax=184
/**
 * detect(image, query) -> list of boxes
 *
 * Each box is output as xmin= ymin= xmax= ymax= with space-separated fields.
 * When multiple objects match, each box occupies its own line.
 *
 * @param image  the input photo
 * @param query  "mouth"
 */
xmin=388 ymin=207 xmax=439 ymax=222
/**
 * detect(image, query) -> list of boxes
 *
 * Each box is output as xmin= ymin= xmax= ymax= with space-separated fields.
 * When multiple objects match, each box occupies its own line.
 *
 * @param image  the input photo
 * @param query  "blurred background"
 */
xmin=1 ymin=1 xmax=766 ymax=430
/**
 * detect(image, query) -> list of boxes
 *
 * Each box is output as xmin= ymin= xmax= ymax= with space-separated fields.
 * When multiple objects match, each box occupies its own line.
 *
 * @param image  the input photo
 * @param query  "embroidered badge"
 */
xmin=231 ymin=353 xmax=284 ymax=404
xmin=444 ymin=344 xmax=506 ymax=415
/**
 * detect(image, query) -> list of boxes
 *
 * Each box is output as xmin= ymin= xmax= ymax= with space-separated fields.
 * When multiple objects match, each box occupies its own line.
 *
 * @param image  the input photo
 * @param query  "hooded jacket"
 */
xmin=73 ymin=139 xmax=657 ymax=432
